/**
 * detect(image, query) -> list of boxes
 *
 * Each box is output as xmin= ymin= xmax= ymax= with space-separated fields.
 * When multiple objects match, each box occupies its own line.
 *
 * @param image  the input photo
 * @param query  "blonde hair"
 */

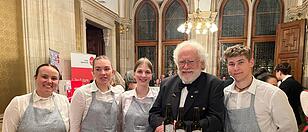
xmin=224 ymin=44 xmax=251 ymax=61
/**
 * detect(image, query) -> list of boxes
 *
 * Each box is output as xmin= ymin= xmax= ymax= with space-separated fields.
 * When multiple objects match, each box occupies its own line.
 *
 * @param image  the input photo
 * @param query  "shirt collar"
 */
xmin=33 ymin=90 xmax=54 ymax=102
xmin=225 ymin=77 xmax=257 ymax=95
xmin=90 ymin=80 xmax=115 ymax=93
xmin=132 ymin=87 xmax=155 ymax=99
xmin=282 ymin=75 xmax=292 ymax=82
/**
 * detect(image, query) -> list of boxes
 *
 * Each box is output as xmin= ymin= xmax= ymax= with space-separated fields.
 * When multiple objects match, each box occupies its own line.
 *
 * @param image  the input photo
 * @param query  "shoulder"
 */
xmin=149 ymin=87 xmax=160 ymax=96
xmin=159 ymin=76 xmax=181 ymax=92
xmin=224 ymin=82 xmax=234 ymax=94
xmin=121 ymin=89 xmax=134 ymax=98
xmin=200 ymin=72 xmax=224 ymax=91
xmin=53 ymin=93 xmax=69 ymax=103
xmin=282 ymin=77 xmax=300 ymax=85
xmin=111 ymin=85 xmax=124 ymax=94
xmin=9 ymin=93 xmax=31 ymax=104
xmin=111 ymin=85 xmax=125 ymax=93
xmin=286 ymin=77 xmax=303 ymax=87
xmin=255 ymin=80 xmax=286 ymax=99
xmin=74 ymin=83 xmax=92 ymax=95
xmin=300 ymin=91 xmax=308 ymax=116
xmin=4 ymin=93 xmax=32 ymax=113
xmin=15 ymin=93 xmax=32 ymax=99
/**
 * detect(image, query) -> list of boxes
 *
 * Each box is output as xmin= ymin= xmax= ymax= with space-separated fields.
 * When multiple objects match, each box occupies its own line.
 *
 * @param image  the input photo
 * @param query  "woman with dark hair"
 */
xmin=275 ymin=62 xmax=303 ymax=126
xmin=2 ymin=63 xmax=70 ymax=132
xmin=254 ymin=68 xmax=278 ymax=86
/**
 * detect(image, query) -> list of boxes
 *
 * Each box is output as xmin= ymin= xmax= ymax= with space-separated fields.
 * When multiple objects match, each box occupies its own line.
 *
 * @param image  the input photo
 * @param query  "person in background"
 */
xmin=223 ymin=44 xmax=297 ymax=131
xmin=149 ymin=40 xmax=225 ymax=132
xmin=2 ymin=63 xmax=70 ymax=132
xmin=70 ymin=55 xmax=123 ymax=132
xmin=121 ymin=57 xmax=159 ymax=132
xmin=111 ymin=71 xmax=125 ymax=92
xmin=112 ymin=71 xmax=125 ymax=88
xmin=124 ymin=70 xmax=137 ymax=91
xmin=300 ymin=90 xmax=308 ymax=132
xmin=275 ymin=62 xmax=303 ymax=125
xmin=253 ymin=67 xmax=278 ymax=86
xmin=155 ymin=75 xmax=165 ymax=87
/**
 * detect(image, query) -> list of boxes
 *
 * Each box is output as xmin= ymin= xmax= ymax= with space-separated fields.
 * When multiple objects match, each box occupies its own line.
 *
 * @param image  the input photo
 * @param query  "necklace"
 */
xmin=235 ymin=79 xmax=253 ymax=92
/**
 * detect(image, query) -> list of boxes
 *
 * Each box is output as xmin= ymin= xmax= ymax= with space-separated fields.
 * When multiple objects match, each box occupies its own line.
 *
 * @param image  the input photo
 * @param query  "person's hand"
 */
xmin=155 ymin=125 xmax=164 ymax=132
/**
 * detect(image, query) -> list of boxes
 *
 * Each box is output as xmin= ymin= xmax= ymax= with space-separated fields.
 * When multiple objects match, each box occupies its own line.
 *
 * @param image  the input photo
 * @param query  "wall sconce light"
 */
xmin=119 ymin=24 xmax=129 ymax=34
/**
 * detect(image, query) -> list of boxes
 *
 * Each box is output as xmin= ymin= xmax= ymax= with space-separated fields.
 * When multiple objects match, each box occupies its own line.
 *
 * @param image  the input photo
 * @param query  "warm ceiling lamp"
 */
xmin=177 ymin=0 xmax=218 ymax=34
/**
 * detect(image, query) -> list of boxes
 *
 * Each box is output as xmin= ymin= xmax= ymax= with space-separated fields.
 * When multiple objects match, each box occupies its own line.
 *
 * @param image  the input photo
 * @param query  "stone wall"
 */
xmin=22 ymin=0 xmax=76 ymax=91
xmin=0 ymin=0 xmax=26 ymax=114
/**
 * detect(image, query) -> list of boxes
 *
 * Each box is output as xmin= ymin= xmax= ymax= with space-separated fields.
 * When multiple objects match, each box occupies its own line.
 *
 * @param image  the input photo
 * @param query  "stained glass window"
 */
xmin=164 ymin=45 xmax=177 ymax=77
xmin=164 ymin=0 xmax=186 ymax=40
xmin=255 ymin=0 xmax=281 ymax=35
xmin=219 ymin=43 xmax=239 ymax=77
xmin=137 ymin=46 xmax=157 ymax=85
xmin=136 ymin=2 xmax=157 ymax=41
xmin=222 ymin=0 xmax=246 ymax=37
xmin=253 ymin=42 xmax=275 ymax=73
xmin=135 ymin=1 xmax=158 ymax=85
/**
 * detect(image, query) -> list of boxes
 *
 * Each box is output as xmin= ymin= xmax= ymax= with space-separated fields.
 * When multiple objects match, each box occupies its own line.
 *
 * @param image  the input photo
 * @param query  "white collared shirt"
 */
xmin=121 ymin=87 xmax=159 ymax=119
xmin=300 ymin=91 xmax=308 ymax=116
xmin=179 ymin=87 xmax=188 ymax=107
xmin=69 ymin=80 xmax=124 ymax=132
xmin=2 ymin=90 xmax=70 ymax=132
xmin=278 ymin=75 xmax=292 ymax=87
xmin=282 ymin=75 xmax=292 ymax=82
xmin=224 ymin=77 xmax=298 ymax=132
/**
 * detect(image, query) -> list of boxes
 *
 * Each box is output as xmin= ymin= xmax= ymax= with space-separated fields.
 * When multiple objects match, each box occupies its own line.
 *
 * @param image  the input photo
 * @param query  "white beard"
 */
xmin=178 ymin=71 xmax=201 ymax=84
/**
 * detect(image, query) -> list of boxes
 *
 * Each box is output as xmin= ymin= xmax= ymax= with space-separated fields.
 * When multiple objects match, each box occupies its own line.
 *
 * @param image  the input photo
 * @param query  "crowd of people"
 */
xmin=2 ymin=40 xmax=307 ymax=132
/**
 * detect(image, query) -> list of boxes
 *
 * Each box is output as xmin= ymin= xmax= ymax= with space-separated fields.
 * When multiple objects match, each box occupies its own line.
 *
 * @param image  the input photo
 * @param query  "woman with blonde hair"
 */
xmin=70 ymin=55 xmax=123 ymax=132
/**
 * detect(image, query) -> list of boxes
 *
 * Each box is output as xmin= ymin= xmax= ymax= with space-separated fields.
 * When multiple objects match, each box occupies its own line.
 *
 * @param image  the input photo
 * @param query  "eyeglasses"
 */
xmin=178 ymin=60 xmax=199 ymax=67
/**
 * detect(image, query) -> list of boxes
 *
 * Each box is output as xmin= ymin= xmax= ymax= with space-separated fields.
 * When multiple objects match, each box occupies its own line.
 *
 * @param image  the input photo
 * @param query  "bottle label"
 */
xmin=175 ymin=129 xmax=186 ymax=132
xmin=165 ymin=124 xmax=174 ymax=132
xmin=192 ymin=130 xmax=202 ymax=132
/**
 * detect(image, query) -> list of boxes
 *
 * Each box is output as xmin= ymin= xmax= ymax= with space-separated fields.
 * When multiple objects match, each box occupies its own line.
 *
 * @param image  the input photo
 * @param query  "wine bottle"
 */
xmin=164 ymin=104 xmax=174 ymax=132
xmin=191 ymin=107 xmax=202 ymax=132
xmin=175 ymin=107 xmax=186 ymax=132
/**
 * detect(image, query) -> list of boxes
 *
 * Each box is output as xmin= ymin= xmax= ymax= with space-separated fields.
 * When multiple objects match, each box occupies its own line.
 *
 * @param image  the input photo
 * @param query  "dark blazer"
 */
xmin=149 ymin=72 xmax=225 ymax=132
xmin=279 ymin=76 xmax=303 ymax=125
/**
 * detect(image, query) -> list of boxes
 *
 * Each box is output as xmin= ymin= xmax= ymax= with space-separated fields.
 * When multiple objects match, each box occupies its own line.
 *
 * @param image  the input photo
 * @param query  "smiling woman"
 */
xmin=120 ymin=57 xmax=159 ymax=132
xmin=69 ymin=55 xmax=123 ymax=132
xmin=2 ymin=64 xmax=70 ymax=132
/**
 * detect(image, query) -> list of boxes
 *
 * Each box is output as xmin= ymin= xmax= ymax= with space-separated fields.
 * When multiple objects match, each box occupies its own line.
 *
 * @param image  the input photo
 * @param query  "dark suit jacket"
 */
xmin=279 ymin=76 xmax=303 ymax=125
xmin=149 ymin=72 xmax=225 ymax=132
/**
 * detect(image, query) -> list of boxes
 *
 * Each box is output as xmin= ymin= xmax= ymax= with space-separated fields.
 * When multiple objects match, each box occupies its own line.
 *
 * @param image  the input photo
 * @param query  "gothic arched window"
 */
xmin=252 ymin=0 xmax=283 ymax=72
xmin=135 ymin=1 xmax=158 ymax=83
xmin=218 ymin=0 xmax=248 ymax=77
xmin=162 ymin=0 xmax=187 ymax=77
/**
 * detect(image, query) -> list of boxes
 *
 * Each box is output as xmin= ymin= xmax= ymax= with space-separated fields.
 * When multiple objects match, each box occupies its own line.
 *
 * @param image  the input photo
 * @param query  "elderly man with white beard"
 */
xmin=149 ymin=40 xmax=225 ymax=132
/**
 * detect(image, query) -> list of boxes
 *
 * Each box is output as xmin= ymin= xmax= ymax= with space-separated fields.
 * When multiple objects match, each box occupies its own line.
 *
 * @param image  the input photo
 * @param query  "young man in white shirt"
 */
xmin=223 ymin=44 xmax=298 ymax=132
